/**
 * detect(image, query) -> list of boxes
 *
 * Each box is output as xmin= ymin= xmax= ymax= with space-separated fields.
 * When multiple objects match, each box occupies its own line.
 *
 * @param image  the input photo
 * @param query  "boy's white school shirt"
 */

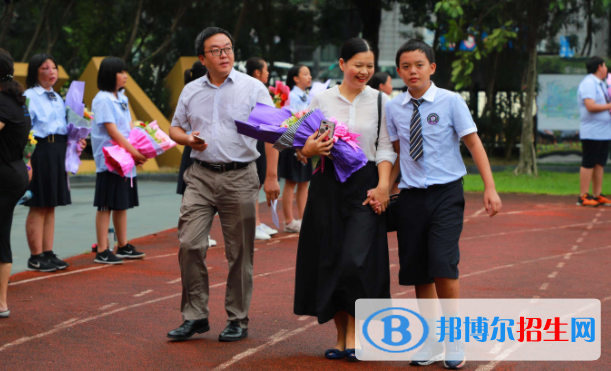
xmin=386 ymin=82 xmax=477 ymax=189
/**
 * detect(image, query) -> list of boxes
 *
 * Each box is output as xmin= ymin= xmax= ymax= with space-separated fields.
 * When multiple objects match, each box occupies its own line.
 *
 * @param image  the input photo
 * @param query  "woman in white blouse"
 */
xmin=293 ymin=38 xmax=396 ymax=361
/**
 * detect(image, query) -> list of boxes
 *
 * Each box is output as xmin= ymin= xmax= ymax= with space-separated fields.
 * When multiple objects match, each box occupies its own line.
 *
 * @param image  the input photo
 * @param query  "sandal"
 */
xmin=345 ymin=348 xmax=358 ymax=362
xmin=325 ymin=348 xmax=347 ymax=359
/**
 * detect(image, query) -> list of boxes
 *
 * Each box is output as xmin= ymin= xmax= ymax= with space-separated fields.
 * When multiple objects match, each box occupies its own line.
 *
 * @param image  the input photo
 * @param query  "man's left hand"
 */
xmin=264 ymin=176 xmax=280 ymax=206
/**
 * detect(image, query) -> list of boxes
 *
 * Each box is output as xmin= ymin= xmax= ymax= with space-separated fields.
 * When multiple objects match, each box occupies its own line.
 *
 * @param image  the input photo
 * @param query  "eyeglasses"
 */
xmin=204 ymin=47 xmax=234 ymax=57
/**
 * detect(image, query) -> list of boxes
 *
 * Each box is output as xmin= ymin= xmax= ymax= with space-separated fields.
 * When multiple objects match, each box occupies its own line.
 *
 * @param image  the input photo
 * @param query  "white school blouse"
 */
xmin=309 ymin=85 xmax=396 ymax=166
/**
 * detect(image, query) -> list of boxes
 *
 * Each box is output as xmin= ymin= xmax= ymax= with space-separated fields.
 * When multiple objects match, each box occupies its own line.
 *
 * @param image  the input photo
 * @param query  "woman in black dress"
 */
xmin=0 ymin=49 xmax=32 ymax=318
xmin=294 ymin=38 xmax=396 ymax=360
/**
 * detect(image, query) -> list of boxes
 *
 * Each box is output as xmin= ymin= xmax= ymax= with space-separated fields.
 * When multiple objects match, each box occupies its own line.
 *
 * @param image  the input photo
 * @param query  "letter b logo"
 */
xmin=381 ymin=315 xmax=411 ymax=346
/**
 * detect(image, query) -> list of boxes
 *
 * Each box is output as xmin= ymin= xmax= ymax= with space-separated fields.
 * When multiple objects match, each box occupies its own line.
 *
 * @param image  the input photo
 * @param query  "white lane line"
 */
xmin=557 ymin=262 xmax=565 ymax=268
xmin=476 ymin=341 xmax=523 ymax=371
xmin=548 ymin=271 xmax=558 ymax=278
xmin=0 ymin=266 xmax=295 ymax=353
xmin=587 ymin=224 xmax=593 ymax=230
xmin=582 ymin=231 xmax=588 ymax=236
xmin=571 ymin=245 xmax=579 ymax=251
xmin=539 ymin=283 xmax=549 ymax=290
xmin=592 ymin=218 xmax=598 ymax=223
xmin=134 ymin=290 xmax=153 ymax=297
xmin=266 ymin=240 xmax=281 ymax=246
xmin=298 ymin=316 xmax=309 ymax=321
xmin=9 ymin=265 xmax=112 ymax=286
xmin=564 ymin=255 xmax=571 ymax=260
xmin=54 ymin=318 xmax=78 ymax=327
xmin=147 ymin=253 xmax=177 ymax=260
xmin=461 ymin=220 xmax=610 ymax=241
xmin=471 ymin=208 xmax=486 ymax=217
xmin=488 ymin=342 xmax=504 ymax=354
xmin=576 ymin=238 xmax=584 ymax=243
xmin=596 ymin=213 xmax=602 ymax=217
xmin=167 ymin=278 xmax=181 ymax=284
xmin=269 ymin=329 xmax=288 ymax=341
xmin=530 ymin=296 xmax=540 ymax=304
xmin=98 ymin=303 xmax=118 ymax=311
xmin=212 ymin=321 xmax=318 ymax=371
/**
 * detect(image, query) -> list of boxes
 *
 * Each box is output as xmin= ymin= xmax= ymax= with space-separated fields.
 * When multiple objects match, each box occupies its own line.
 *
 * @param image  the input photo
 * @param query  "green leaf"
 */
xmin=434 ymin=2 xmax=442 ymax=12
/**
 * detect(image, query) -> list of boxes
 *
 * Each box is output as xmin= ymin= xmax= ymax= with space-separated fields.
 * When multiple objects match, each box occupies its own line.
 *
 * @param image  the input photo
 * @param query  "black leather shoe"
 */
xmin=167 ymin=319 xmax=210 ymax=340
xmin=218 ymin=321 xmax=248 ymax=342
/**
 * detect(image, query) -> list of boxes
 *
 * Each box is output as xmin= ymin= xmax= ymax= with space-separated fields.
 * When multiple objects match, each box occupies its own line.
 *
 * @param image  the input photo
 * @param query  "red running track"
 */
xmin=1 ymin=193 xmax=610 ymax=370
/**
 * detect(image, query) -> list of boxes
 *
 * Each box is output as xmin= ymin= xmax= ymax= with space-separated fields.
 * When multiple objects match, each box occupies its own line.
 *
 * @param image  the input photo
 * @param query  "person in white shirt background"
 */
xmin=277 ymin=64 xmax=313 ymax=234
xmin=23 ymin=54 xmax=86 ymax=273
xmin=576 ymin=56 xmax=611 ymax=207
xmin=245 ymin=57 xmax=279 ymax=240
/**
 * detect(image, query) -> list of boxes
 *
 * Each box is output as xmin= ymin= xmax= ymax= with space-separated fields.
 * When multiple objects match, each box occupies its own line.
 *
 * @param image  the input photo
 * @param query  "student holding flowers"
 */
xmin=23 ymin=54 xmax=86 ymax=272
xmin=277 ymin=64 xmax=313 ymax=233
xmin=293 ymin=38 xmax=396 ymax=361
xmin=91 ymin=57 xmax=146 ymax=265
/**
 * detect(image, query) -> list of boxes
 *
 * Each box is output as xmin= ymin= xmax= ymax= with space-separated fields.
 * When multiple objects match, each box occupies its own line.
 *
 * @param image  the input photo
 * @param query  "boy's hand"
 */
xmin=483 ymin=188 xmax=502 ymax=217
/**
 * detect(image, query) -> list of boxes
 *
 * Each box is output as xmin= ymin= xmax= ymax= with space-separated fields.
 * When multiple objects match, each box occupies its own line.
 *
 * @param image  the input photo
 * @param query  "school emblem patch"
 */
xmin=427 ymin=113 xmax=439 ymax=125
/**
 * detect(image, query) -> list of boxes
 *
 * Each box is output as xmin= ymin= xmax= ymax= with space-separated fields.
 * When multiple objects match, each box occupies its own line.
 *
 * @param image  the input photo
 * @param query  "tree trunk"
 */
xmin=47 ymin=0 xmax=75 ymax=54
xmin=515 ymin=23 xmax=538 ymax=175
xmin=233 ymin=0 xmax=249 ymax=44
xmin=21 ymin=0 xmax=53 ymax=62
xmin=123 ymin=0 xmax=144 ymax=62
xmin=580 ymin=0 xmax=592 ymax=56
xmin=483 ymin=51 xmax=500 ymax=117
xmin=353 ymin=0 xmax=382 ymax=70
xmin=134 ymin=2 xmax=188 ymax=68
xmin=0 ymin=3 xmax=15 ymax=45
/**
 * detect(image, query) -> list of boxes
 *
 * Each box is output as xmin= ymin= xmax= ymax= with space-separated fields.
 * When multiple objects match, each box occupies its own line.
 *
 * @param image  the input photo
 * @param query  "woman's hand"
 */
xmin=300 ymin=130 xmax=334 ymax=158
xmin=27 ymin=160 xmax=32 ymax=181
xmin=187 ymin=131 xmax=208 ymax=152
xmin=78 ymin=138 xmax=87 ymax=151
xmin=363 ymin=185 xmax=390 ymax=215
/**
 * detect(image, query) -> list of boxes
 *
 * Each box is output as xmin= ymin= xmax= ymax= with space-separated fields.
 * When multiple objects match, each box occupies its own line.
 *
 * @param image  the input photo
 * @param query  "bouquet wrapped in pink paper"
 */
xmin=102 ymin=121 xmax=176 ymax=181
xmin=235 ymin=103 xmax=368 ymax=182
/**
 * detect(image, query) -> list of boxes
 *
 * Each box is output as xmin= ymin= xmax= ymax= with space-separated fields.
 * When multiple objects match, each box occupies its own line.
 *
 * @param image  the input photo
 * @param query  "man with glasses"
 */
xmin=168 ymin=27 xmax=280 ymax=342
xmin=576 ymin=56 xmax=611 ymax=207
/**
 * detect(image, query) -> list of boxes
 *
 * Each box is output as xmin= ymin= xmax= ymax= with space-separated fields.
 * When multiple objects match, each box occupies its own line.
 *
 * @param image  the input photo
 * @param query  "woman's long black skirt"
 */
xmin=176 ymin=146 xmax=193 ymax=195
xmin=24 ymin=135 xmax=71 ymax=208
xmin=293 ymin=160 xmax=390 ymax=324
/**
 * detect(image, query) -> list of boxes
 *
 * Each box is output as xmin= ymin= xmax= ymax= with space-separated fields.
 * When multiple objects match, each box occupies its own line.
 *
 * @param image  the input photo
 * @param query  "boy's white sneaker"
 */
xmin=208 ymin=236 xmax=217 ymax=246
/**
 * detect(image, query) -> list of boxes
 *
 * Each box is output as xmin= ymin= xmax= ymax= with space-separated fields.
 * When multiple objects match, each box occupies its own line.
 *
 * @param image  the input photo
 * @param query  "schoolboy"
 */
xmin=385 ymin=39 xmax=502 ymax=369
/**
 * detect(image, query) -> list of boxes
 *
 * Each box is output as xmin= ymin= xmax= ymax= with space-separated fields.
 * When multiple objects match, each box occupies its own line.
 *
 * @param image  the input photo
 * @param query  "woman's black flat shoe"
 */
xmin=345 ymin=348 xmax=358 ymax=362
xmin=325 ymin=348 xmax=347 ymax=359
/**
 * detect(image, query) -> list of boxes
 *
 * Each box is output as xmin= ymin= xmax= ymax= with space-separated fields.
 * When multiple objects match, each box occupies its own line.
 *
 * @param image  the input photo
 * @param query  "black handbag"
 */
xmin=374 ymin=92 xmax=400 ymax=233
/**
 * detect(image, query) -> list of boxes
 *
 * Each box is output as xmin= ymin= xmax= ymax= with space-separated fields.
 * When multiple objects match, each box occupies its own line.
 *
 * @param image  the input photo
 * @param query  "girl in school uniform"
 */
xmin=23 ymin=54 xmax=86 ymax=272
xmin=277 ymin=64 xmax=313 ymax=233
xmin=294 ymin=38 xmax=396 ymax=361
xmin=91 ymin=57 xmax=146 ymax=265
xmin=246 ymin=57 xmax=278 ymax=240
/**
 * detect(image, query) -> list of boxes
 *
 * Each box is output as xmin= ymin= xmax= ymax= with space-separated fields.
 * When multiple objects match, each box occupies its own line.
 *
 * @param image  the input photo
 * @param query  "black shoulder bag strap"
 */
xmin=375 ymin=91 xmax=382 ymax=151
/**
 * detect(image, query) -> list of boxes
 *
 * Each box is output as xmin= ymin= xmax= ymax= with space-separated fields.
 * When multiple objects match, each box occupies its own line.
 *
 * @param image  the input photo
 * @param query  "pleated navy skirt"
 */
xmin=94 ymin=171 xmax=139 ymax=211
xmin=293 ymin=160 xmax=390 ymax=324
xmin=277 ymin=148 xmax=313 ymax=183
xmin=24 ymin=135 xmax=71 ymax=208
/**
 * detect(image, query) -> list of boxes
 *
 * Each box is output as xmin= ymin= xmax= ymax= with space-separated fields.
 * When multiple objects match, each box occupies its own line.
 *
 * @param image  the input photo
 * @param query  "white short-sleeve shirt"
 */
xmin=386 ymin=82 xmax=477 ymax=189
xmin=91 ymin=90 xmax=135 ymax=177
xmin=171 ymin=69 xmax=274 ymax=163
xmin=577 ymin=74 xmax=611 ymax=140
xmin=23 ymin=86 xmax=67 ymax=138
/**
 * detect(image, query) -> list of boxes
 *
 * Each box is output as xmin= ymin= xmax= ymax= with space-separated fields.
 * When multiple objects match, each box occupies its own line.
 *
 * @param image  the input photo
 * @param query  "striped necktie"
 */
xmin=46 ymin=91 xmax=57 ymax=101
xmin=409 ymin=98 xmax=424 ymax=161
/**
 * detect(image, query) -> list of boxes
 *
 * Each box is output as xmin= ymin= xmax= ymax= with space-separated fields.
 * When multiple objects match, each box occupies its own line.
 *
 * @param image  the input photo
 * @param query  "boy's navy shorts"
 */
xmin=397 ymin=178 xmax=464 ymax=286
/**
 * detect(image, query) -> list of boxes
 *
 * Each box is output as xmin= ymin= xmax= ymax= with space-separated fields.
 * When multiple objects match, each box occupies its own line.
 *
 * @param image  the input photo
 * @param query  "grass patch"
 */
xmin=464 ymin=170 xmax=611 ymax=195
